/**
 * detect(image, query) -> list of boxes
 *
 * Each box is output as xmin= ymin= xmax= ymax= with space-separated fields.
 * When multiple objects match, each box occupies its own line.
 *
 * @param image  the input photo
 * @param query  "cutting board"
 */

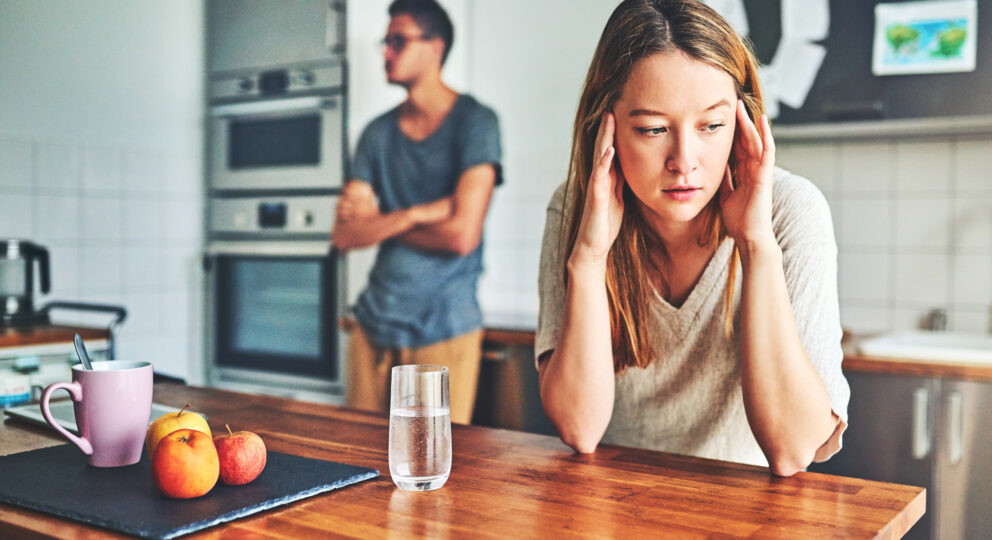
xmin=0 ymin=444 xmax=378 ymax=539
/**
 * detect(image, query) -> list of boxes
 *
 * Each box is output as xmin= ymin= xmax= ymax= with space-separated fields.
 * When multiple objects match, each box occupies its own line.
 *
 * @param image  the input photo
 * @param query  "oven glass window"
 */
xmin=229 ymin=259 xmax=320 ymax=357
xmin=229 ymin=115 xmax=321 ymax=169
xmin=215 ymin=254 xmax=337 ymax=380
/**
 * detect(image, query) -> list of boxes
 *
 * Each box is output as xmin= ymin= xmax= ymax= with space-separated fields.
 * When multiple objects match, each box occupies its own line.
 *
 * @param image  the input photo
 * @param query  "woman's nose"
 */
xmin=665 ymin=135 xmax=698 ymax=175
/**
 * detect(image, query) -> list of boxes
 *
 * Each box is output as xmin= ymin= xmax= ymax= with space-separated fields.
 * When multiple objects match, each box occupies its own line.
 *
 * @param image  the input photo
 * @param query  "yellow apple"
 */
xmin=145 ymin=404 xmax=211 ymax=457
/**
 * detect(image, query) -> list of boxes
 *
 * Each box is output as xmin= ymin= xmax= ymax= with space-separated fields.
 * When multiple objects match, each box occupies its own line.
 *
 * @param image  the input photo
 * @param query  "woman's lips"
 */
xmin=662 ymin=187 xmax=701 ymax=202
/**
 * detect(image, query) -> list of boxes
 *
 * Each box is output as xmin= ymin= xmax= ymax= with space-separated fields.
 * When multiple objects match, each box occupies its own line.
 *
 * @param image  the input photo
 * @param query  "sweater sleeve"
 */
xmin=771 ymin=168 xmax=851 ymax=461
xmin=535 ymin=182 xmax=569 ymax=368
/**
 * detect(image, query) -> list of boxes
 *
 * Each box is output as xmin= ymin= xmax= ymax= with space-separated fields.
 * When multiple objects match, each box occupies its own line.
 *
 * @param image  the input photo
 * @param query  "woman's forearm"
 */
xmin=539 ymin=259 xmax=616 ymax=453
xmin=738 ymin=239 xmax=838 ymax=476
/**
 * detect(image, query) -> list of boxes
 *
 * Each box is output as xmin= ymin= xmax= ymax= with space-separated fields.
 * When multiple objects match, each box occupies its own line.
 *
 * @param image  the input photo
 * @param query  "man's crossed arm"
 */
xmin=330 ymin=163 xmax=497 ymax=256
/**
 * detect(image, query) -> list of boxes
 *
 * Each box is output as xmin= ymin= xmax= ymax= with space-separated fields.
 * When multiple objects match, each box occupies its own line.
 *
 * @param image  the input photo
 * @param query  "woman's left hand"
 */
xmin=719 ymin=100 xmax=776 ymax=248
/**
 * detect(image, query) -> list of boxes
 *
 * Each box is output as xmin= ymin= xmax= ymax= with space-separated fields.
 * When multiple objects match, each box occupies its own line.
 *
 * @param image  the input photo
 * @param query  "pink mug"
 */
xmin=40 ymin=361 xmax=153 ymax=467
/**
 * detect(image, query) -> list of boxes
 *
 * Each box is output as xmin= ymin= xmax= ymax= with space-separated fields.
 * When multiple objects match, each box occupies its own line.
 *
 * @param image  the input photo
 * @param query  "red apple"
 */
xmin=214 ymin=424 xmax=267 ymax=486
xmin=152 ymin=428 xmax=219 ymax=499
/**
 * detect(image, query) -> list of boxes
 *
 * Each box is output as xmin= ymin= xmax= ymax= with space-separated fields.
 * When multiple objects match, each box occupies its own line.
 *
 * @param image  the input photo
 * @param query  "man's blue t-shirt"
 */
xmin=350 ymin=94 xmax=502 ymax=348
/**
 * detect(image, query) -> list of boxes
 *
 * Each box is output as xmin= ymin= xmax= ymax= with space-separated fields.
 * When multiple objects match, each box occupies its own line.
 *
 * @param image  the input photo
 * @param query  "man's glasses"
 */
xmin=380 ymin=33 xmax=434 ymax=53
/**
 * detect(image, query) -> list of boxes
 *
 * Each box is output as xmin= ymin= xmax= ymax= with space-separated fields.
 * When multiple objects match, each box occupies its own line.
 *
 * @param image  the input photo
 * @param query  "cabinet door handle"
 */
xmin=947 ymin=391 xmax=963 ymax=466
xmin=912 ymin=387 xmax=930 ymax=460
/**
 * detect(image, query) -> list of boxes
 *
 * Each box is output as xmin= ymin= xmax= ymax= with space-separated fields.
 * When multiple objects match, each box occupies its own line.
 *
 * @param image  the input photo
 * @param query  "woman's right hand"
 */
xmin=569 ymin=112 xmax=625 ymax=270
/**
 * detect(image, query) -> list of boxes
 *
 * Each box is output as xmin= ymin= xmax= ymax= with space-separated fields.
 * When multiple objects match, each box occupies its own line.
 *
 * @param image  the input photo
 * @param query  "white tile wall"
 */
xmin=953 ymin=138 xmax=992 ymax=192
xmin=80 ymin=145 xmax=121 ymax=193
xmin=0 ymin=136 xmax=203 ymax=380
xmin=894 ymin=141 xmax=953 ymax=194
xmin=839 ymin=142 xmax=891 ymax=194
xmin=839 ymin=252 xmax=890 ymax=303
xmin=954 ymin=196 xmax=992 ymax=251
xmin=894 ymin=198 xmax=952 ymax=250
xmin=839 ymin=199 xmax=890 ymax=248
xmin=779 ymin=134 xmax=992 ymax=334
xmin=0 ymin=137 xmax=33 ymax=190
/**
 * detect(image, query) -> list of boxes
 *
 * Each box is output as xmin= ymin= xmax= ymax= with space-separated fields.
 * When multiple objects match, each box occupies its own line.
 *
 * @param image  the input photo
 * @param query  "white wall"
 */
xmin=778 ymin=137 xmax=992 ymax=333
xmin=0 ymin=0 xmax=206 ymax=381
xmin=469 ymin=0 xmax=617 ymax=324
xmin=344 ymin=0 xmax=471 ymax=306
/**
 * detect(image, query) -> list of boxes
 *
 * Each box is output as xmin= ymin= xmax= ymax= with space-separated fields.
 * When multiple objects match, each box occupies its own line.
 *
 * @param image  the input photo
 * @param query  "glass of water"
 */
xmin=388 ymin=365 xmax=452 ymax=491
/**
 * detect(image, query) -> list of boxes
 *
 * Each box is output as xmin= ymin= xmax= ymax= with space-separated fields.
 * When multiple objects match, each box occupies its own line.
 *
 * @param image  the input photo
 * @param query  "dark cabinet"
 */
xmin=810 ymin=371 xmax=992 ymax=540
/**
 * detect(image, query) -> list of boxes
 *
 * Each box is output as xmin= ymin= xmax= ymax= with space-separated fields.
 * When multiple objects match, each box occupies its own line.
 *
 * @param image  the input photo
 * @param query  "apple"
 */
xmin=151 ymin=428 xmax=220 ymax=499
xmin=214 ymin=424 xmax=267 ymax=486
xmin=146 ymin=404 xmax=211 ymax=458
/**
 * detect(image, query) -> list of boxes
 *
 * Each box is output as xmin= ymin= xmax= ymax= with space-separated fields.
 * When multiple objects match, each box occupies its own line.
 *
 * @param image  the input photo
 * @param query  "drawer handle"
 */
xmin=947 ymin=391 xmax=963 ymax=466
xmin=912 ymin=387 xmax=930 ymax=460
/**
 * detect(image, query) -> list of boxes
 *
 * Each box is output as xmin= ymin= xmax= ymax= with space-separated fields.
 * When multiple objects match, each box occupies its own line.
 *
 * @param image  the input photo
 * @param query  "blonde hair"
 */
xmin=562 ymin=0 xmax=765 ymax=372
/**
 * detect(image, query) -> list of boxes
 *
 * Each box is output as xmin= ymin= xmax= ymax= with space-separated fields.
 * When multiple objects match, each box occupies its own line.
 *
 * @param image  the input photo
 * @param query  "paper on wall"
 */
xmin=782 ymin=0 xmax=829 ymax=41
xmin=768 ymin=38 xmax=826 ymax=109
xmin=757 ymin=65 xmax=780 ymax=120
xmin=703 ymin=0 xmax=749 ymax=37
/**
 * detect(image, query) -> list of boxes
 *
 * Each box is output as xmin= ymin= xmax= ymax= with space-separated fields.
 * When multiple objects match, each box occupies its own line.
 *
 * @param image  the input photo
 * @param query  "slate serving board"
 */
xmin=0 ymin=444 xmax=379 ymax=539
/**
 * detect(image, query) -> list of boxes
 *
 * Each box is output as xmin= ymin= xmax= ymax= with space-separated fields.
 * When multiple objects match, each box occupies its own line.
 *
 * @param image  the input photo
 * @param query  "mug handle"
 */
xmin=40 ymin=382 xmax=93 ymax=456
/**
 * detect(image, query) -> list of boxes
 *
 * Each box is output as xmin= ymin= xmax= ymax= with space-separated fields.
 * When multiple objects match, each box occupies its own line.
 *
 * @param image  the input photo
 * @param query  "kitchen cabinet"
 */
xmin=809 ymin=371 xmax=992 ymax=540
xmin=473 ymin=329 xmax=555 ymax=436
xmin=207 ymin=0 xmax=344 ymax=73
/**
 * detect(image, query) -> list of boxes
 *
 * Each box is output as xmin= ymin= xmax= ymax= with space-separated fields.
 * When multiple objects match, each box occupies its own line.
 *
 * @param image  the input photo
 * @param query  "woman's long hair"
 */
xmin=562 ymin=0 xmax=765 ymax=372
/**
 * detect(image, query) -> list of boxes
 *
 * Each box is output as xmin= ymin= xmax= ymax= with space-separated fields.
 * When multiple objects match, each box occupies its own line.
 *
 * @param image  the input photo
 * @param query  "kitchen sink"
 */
xmin=858 ymin=331 xmax=992 ymax=364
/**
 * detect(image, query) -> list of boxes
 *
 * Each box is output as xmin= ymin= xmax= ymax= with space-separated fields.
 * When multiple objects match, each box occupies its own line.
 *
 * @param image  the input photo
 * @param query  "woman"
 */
xmin=536 ymin=0 xmax=850 ymax=476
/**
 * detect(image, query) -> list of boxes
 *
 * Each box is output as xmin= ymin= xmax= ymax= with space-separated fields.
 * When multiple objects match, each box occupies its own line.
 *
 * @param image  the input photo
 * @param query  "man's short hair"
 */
xmin=388 ymin=0 xmax=454 ymax=65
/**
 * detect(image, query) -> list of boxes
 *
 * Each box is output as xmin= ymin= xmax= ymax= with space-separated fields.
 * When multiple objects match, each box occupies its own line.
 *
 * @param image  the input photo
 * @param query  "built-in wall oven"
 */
xmin=209 ymin=64 xmax=345 ymax=192
xmin=205 ymin=198 xmax=345 ymax=404
xmin=206 ymin=1 xmax=347 ymax=404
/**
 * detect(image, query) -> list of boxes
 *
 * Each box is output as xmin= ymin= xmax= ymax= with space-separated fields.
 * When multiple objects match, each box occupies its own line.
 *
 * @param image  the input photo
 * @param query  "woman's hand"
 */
xmin=569 ymin=112 xmax=625 ymax=269
xmin=720 ymin=100 xmax=776 ymax=248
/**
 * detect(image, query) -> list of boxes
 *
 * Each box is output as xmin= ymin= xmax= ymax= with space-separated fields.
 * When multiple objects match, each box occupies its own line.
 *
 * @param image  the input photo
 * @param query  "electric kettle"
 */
xmin=0 ymin=240 xmax=50 ymax=326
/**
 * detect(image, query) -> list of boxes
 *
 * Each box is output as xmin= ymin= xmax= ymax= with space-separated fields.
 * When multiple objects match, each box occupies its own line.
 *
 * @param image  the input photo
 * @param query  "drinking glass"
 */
xmin=388 ymin=365 xmax=451 ymax=491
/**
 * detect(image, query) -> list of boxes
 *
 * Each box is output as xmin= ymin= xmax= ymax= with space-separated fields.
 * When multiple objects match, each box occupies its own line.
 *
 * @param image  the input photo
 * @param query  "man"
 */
xmin=331 ymin=0 xmax=501 ymax=424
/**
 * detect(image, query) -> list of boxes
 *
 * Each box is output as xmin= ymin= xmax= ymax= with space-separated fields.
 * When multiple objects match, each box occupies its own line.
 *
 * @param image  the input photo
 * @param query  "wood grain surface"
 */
xmin=0 ymin=383 xmax=925 ymax=539
xmin=0 ymin=325 xmax=109 ymax=350
xmin=842 ymin=354 xmax=992 ymax=382
xmin=482 ymin=327 xmax=992 ymax=383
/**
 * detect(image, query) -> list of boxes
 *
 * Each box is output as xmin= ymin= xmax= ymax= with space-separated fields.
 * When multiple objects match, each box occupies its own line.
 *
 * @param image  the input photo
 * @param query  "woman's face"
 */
xmin=613 ymin=51 xmax=739 ymax=232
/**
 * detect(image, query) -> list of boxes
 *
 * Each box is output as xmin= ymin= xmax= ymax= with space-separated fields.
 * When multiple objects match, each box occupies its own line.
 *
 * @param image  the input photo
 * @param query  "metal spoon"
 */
xmin=73 ymin=333 xmax=94 ymax=370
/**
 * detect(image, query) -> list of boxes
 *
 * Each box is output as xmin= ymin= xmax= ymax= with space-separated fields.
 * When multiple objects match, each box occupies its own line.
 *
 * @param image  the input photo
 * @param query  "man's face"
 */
xmin=383 ymin=15 xmax=441 ymax=86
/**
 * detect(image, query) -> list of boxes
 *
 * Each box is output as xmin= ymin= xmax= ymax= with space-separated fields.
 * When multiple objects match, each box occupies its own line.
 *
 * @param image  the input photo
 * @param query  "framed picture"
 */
xmin=873 ymin=0 xmax=977 ymax=76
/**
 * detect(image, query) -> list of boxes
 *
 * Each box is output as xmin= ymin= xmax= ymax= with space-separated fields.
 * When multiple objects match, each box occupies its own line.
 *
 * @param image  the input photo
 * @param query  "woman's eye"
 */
xmin=636 ymin=127 xmax=667 ymax=136
xmin=703 ymin=122 xmax=726 ymax=133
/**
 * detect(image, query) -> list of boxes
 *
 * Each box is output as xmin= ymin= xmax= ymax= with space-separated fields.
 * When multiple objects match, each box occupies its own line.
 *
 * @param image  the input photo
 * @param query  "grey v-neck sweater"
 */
xmin=536 ymin=168 xmax=850 ymax=467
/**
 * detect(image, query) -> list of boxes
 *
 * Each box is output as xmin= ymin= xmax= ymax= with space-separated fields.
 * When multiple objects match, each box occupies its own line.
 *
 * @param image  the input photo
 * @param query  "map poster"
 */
xmin=873 ymin=0 xmax=977 ymax=76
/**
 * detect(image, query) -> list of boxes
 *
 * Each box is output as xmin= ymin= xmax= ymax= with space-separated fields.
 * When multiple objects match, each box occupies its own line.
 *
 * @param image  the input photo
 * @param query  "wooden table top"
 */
xmin=0 ymin=383 xmax=925 ymax=539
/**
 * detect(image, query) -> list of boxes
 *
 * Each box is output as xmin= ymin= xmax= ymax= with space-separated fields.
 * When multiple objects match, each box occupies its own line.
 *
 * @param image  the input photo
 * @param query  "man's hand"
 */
xmin=330 ymin=179 xmax=455 ymax=251
xmin=337 ymin=181 xmax=379 ymax=222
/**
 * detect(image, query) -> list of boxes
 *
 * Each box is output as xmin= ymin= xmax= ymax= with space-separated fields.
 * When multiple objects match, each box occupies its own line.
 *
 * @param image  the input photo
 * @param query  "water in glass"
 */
xmin=389 ymin=364 xmax=451 ymax=491
xmin=388 ymin=405 xmax=451 ymax=491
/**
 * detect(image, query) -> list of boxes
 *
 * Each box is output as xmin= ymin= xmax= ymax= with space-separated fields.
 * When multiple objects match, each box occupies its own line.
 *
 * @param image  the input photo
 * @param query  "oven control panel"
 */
xmin=210 ymin=196 xmax=336 ymax=236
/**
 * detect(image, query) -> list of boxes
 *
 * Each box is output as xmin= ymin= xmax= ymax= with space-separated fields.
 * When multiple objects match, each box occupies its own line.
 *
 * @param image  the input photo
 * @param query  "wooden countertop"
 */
xmin=842 ymin=351 xmax=992 ymax=382
xmin=483 ymin=328 xmax=992 ymax=382
xmin=0 ymin=383 xmax=925 ymax=538
xmin=0 ymin=325 xmax=109 ymax=350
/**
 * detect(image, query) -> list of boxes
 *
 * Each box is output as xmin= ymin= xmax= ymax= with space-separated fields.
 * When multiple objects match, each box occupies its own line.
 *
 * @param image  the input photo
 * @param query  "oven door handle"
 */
xmin=210 ymin=96 xmax=337 ymax=118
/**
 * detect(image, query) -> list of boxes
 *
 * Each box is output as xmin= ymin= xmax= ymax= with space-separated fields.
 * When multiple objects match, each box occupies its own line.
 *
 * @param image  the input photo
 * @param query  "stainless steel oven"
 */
xmin=209 ymin=63 xmax=345 ymax=193
xmin=205 ymin=197 xmax=345 ymax=405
